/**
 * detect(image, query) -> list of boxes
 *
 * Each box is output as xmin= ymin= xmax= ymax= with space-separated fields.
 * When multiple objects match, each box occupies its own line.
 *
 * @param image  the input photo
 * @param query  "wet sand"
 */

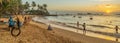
xmin=0 ymin=21 xmax=119 ymax=43
xmin=30 ymin=21 xmax=119 ymax=43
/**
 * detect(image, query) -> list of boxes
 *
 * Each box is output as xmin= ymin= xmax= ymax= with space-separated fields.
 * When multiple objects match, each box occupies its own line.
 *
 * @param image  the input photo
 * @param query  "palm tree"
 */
xmin=37 ymin=4 xmax=44 ymax=15
xmin=25 ymin=2 xmax=29 ymax=11
xmin=37 ymin=4 xmax=40 ymax=10
xmin=23 ymin=1 xmax=30 ymax=14
xmin=42 ymin=4 xmax=49 ymax=15
xmin=0 ymin=3 xmax=2 ymax=16
xmin=37 ymin=4 xmax=43 ymax=10
xmin=43 ymin=4 xmax=47 ymax=11
xmin=32 ymin=1 xmax=36 ymax=10
xmin=1 ymin=0 xmax=9 ymax=14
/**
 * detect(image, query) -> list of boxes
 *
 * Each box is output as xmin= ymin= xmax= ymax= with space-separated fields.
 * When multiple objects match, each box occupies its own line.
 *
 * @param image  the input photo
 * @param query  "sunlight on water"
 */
xmin=33 ymin=16 xmax=120 ymax=42
xmin=45 ymin=15 xmax=120 ymax=33
xmin=45 ymin=15 xmax=120 ymax=42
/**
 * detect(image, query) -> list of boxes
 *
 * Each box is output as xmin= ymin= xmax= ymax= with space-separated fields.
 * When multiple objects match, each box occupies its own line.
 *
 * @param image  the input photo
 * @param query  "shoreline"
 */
xmin=30 ymin=19 xmax=119 ymax=43
xmin=56 ymin=22 xmax=120 ymax=38
xmin=41 ymin=16 xmax=120 ymax=38
xmin=32 ymin=16 xmax=120 ymax=42
xmin=0 ymin=15 xmax=119 ymax=43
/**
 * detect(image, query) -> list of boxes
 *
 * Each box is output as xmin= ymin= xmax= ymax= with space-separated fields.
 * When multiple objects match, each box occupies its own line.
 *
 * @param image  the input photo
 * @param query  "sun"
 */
xmin=104 ymin=4 xmax=112 ymax=14
xmin=98 ymin=4 xmax=117 ymax=14
xmin=106 ymin=10 xmax=111 ymax=13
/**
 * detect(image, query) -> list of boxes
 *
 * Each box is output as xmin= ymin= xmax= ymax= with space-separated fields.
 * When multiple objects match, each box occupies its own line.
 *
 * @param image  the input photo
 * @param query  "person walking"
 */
xmin=76 ymin=21 xmax=79 ymax=32
xmin=115 ymin=26 xmax=119 ymax=34
xmin=77 ymin=21 xmax=79 ymax=28
xmin=82 ymin=23 xmax=86 ymax=34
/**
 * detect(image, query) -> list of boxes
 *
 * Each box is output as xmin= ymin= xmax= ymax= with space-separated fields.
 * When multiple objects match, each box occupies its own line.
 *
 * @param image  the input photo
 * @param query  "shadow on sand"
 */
xmin=0 ymin=28 xmax=9 ymax=32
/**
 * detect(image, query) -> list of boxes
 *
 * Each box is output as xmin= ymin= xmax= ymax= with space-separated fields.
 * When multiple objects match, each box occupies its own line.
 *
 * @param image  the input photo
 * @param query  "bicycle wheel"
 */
xmin=11 ymin=27 xmax=21 ymax=37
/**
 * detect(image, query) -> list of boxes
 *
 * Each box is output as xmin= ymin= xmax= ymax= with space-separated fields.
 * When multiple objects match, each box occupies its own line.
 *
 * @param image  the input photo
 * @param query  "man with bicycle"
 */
xmin=8 ymin=15 xmax=23 ymax=37
xmin=8 ymin=16 xmax=15 ymax=31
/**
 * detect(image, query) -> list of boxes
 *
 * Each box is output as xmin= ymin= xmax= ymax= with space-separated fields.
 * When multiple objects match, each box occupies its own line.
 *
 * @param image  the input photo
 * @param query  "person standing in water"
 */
xmin=77 ymin=21 xmax=79 ymax=28
xmin=115 ymin=26 xmax=119 ymax=34
xmin=82 ymin=23 xmax=86 ymax=34
xmin=76 ymin=21 xmax=79 ymax=32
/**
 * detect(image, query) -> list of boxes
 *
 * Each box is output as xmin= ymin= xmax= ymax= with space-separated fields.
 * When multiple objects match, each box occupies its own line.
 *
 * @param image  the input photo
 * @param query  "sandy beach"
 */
xmin=0 ymin=19 xmax=119 ymax=43
xmin=0 ymin=21 xmax=79 ymax=43
xmin=0 ymin=0 xmax=120 ymax=43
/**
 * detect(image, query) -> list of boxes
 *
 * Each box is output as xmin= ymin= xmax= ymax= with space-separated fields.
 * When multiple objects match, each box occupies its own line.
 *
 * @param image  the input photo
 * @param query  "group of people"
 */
xmin=76 ymin=21 xmax=120 ymax=34
xmin=77 ymin=21 xmax=86 ymax=34
xmin=8 ymin=16 xmax=20 ymax=30
xmin=8 ymin=15 xmax=31 ymax=31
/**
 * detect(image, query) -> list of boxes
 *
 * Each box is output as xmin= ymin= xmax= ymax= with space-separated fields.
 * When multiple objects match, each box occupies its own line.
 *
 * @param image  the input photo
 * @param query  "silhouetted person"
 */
xmin=116 ymin=37 xmax=118 ymax=42
xmin=82 ymin=23 xmax=86 ymax=34
xmin=76 ymin=21 xmax=79 ymax=32
xmin=16 ymin=17 xmax=21 ymax=29
xmin=77 ymin=21 xmax=79 ymax=28
xmin=115 ymin=26 xmax=119 ymax=34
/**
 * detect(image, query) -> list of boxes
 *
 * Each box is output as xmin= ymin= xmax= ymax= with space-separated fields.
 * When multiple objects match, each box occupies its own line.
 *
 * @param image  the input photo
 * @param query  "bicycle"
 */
xmin=10 ymin=26 xmax=21 ymax=37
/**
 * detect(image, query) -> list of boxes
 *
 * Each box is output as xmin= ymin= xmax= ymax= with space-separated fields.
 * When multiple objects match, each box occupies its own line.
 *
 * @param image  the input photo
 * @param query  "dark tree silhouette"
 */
xmin=32 ymin=1 xmax=36 ymax=10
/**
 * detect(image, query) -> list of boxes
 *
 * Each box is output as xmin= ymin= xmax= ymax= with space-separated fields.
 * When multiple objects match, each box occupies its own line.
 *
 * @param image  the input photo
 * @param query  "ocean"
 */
xmin=44 ymin=15 xmax=120 ymax=42
xmin=45 ymin=15 xmax=120 ymax=33
xmin=33 ymin=15 xmax=120 ymax=42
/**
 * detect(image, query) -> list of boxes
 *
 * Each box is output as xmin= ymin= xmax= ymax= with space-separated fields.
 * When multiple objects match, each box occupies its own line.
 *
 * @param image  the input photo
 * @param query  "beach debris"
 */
xmin=47 ymin=24 xmax=52 ymax=30
xmin=78 ymin=16 xmax=82 ymax=18
xmin=90 ymin=17 xmax=93 ymax=20
xmin=73 ymin=16 xmax=76 ymax=17
xmin=110 ymin=21 xmax=112 ymax=23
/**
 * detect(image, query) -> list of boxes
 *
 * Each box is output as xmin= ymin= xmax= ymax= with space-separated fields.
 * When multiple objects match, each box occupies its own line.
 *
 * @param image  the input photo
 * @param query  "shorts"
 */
xmin=9 ymin=25 xmax=14 ymax=27
xmin=17 ymin=22 xmax=23 ymax=28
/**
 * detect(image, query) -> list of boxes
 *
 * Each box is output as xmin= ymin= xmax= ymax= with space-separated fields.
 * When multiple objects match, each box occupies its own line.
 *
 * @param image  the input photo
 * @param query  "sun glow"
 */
xmin=106 ymin=10 xmax=111 ymax=13
xmin=105 ymin=5 xmax=112 ymax=14
xmin=101 ymin=4 xmax=113 ymax=14
xmin=98 ymin=4 xmax=116 ymax=14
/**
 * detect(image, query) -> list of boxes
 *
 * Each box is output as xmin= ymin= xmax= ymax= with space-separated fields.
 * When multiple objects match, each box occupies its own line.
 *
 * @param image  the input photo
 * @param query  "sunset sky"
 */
xmin=22 ymin=0 xmax=120 ymax=13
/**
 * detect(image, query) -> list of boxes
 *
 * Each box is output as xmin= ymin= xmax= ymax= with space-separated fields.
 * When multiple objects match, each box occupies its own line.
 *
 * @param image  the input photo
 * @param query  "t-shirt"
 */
xmin=9 ymin=18 xmax=15 ymax=26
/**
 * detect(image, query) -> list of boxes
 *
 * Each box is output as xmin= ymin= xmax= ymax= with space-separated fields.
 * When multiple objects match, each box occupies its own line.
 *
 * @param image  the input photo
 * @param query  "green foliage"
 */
xmin=0 ymin=0 xmax=22 ymax=15
xmin=2 ymin=0 xmax=9 ymax=8
xmin=0 ymin=0 xmax=49 ymax=15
